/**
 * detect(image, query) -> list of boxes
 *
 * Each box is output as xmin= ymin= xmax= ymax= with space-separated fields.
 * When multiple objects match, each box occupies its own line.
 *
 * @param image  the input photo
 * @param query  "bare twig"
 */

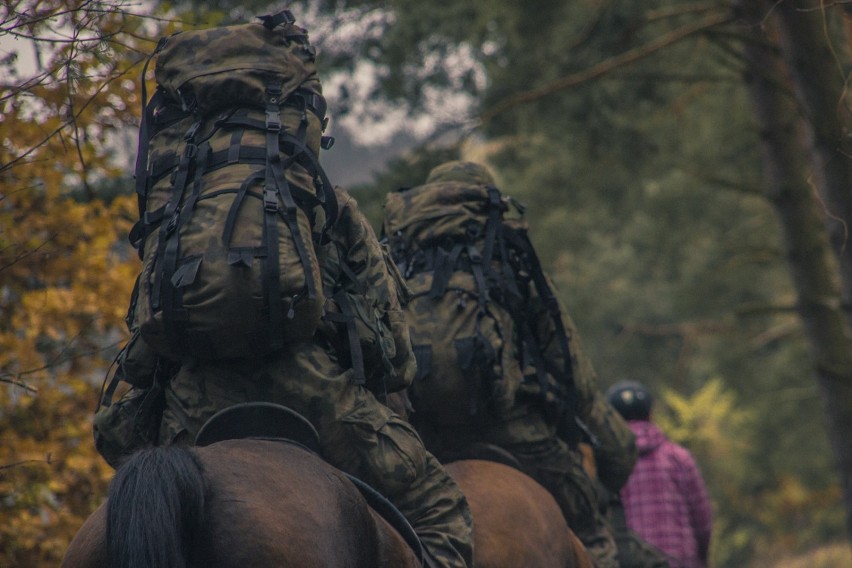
xmin=0 ymin=233 xmax=58 ymax=273
xmin=619 ymin=320 xmax=733 ymax=337
xmin=0 ymin=375 xmax=39 ymax=393
xmin=64 ymin=25 xmax=96 ymax=200
xmin=646 ymin=2 xmax=721 ymax=22
xmin=0 ymin=58 xmax=143 ymax=174
xmin=690 ymin=171 xmax=765 ymax=196
xmin=0 ymin=335 xmax=123 ymax=395
xmin=0 ymin=454 xmax=52 ymax=471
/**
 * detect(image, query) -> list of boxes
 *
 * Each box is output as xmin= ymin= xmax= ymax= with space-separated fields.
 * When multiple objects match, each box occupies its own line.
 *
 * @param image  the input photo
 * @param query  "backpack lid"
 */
xmin=425 ymin=160 xmax=497 ymax=185
xmin=384 ymin=162 xmax=506 ymax=245
xmin=154 ymin=15 xmax=321 ymax=114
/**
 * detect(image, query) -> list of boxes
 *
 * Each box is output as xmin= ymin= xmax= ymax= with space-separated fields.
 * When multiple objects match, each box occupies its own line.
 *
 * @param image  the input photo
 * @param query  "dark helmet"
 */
xmin=606 ymin=381 xmax=653 ymax=421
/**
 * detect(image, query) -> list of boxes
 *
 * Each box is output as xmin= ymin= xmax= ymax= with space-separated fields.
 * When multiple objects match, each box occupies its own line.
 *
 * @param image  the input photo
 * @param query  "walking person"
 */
xmin=607 ymin=381 xmax=713 ymax=568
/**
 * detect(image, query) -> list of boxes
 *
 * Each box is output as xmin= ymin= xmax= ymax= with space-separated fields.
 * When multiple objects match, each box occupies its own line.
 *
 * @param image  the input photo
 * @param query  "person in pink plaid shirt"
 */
xmin=606 ymin=381 xmax=713 ymax=568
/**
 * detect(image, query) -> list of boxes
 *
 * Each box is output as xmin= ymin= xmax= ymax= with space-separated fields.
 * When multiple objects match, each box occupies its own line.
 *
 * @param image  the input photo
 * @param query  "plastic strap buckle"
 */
xmin=265 ymin=109 xmax=281 ymax=132
xmin=263 ymin=189 xmax=279 ymax=212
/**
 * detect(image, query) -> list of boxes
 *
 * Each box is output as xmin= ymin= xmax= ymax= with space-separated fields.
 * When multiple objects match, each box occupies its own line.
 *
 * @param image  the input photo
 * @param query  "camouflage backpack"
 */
xmin=128 ymin=10 xmax=338 ymax=361
xmin=317 ymin=187 xmax=417 ymax=397
xmin=382 ymin=161 xmax=578 ymax=429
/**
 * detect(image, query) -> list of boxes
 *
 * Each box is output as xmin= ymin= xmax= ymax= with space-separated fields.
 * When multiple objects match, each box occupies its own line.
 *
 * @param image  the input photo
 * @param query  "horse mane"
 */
xmin=106 ymin=446 xmax=206 ymax=568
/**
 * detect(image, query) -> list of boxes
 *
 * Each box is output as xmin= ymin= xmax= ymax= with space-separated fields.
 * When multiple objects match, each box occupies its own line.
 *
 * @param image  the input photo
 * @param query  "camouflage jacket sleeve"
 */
xmin=322 ymin=187 xmax=417 ymax=392
xmin=528 ymin=276 xmax=637 ymax=493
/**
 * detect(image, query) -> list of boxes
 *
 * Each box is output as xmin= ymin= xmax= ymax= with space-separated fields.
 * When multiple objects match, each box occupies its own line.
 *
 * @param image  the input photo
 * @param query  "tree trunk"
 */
xmin=737 ymin=0 xmax=852 ymax=540
xmin=771 ymin=0 xmax=852 ymax=325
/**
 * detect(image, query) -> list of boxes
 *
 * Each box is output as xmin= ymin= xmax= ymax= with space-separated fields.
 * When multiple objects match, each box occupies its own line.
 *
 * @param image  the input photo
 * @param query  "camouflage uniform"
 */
xmin=393 ymin=161 xmax=637 ymax=568
xmin=159 ymin=188 xmax=474 ymax=568
xmin=605 ymin=488 xmax=671 ymax=568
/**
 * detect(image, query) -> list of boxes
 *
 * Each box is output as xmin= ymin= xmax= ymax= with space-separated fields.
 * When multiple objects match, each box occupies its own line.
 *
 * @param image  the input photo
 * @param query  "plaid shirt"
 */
xmin=620 ymin=420 xmax=713 ymax=568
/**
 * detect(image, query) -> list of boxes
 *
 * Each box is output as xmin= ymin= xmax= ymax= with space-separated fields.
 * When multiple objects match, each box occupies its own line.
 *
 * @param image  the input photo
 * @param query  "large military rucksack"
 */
xmin=129 ymin=10 xmax=338 ymax=360
xmin=382 ymin=164 xmax=578 ymax=430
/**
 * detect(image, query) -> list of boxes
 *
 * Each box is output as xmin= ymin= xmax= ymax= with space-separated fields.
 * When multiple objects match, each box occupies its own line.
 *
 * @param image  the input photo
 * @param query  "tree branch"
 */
xmin=64 ymin=27 xmax=96 ymax=200
xmin=619 ymin=320 xmax=733 ymax=337
xmin=0 ymin=455 xmax=52 ymax=471
xmin=479 ymin=10 xmax=734 ymax=124
xmin=0 ymin=58 xmax=141 ymax=174
xmin=0 ymin=375 xmax=39 ymax=394
xmin=0 ymin=233 xmax=58 ymax=273
xmin=690 ymin=170 xmax=766 ymax=196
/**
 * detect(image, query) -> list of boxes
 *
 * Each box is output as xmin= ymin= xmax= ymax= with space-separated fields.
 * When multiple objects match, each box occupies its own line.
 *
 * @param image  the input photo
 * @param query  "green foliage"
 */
xmin=338 ymin=1 xmax=848 ymax=564
xmin=772 ymin=542 xmax=852 ymax=568
xmin=655 ymin=380 xmax=755 ymax=564
xmin=653 ymin=379 xmax=844 ymax=565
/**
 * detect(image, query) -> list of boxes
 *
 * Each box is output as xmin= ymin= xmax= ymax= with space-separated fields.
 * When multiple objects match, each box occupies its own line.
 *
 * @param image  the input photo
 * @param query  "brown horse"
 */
xmin=62 ymin=407 xmax=591 ymax=567
xmin=448 ymin=459 xmax=593 ymax=568
xmin=61 ymin=439 xmax=422 ymax=567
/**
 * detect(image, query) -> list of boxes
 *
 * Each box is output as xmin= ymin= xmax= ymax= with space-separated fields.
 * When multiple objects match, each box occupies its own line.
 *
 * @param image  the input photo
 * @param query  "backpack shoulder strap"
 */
xmin=503 ymin=226 xmax=580 ymax=444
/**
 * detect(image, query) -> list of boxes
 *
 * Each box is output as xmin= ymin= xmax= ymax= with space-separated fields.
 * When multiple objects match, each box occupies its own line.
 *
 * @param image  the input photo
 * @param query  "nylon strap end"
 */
xmin=259 ymin=10 xmax=295 ymax=30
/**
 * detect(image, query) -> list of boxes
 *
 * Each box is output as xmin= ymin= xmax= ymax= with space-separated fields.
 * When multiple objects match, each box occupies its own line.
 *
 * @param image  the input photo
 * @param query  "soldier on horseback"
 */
xmin=92 ymin=13 xmax=473 ymax=568
xmin=153 ymin=187 xmax=474 ymax=568
xmin=383 ymin=160 xmax=641 ymax=568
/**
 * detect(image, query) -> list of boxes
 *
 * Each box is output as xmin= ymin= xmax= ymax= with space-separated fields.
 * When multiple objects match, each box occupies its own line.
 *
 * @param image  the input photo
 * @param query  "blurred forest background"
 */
xmin=3 ymin=1 xmax=852 ymax=566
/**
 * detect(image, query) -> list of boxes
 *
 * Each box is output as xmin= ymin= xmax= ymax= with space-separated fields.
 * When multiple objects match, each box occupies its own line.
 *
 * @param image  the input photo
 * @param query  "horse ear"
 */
xmin=194 ymin=402 xmax=321 ymax=454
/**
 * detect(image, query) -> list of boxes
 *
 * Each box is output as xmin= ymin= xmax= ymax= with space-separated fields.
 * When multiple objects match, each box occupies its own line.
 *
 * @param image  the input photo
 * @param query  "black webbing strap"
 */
xmin=325 ymin=291 xmax=367 ymax=385
xmin=159 ymin=134 xmax=208 ymax=350
xmin=504 ymin=228 xmax=578 ymax=439
xmin=428 ymin=243 xmax=463 ymax=300
xmin=164 ymin=140 xmax=210 ymax=320
xmin=125 ymin=274 xmax=141 ymax=331
xmin=97 ymin=331 xmax=166 ymax=414
xmin=473 ymin=309 xmax=500 ymax=416
xmin=133 ymin=37 xmax=169 ymax=218
xmin=497 ymin=222 xmax=522 ymax=301
xmin=97 ymin=348 xmax=126 ymax=413
xmin=222 ymin=169 xmax=265 ymax=252
xmin=131 ymin=36 xmax=173 ymax=259
xmin=261 ymin=182 xmax=285 ymax=351
xmin=466 ymin=243 xmax=490 ymax=311
xmin=228 ymin=128 xmax=243 ymax=164
xmin=133 ymin=91 xmax=163 ymax=224
xmin=265 ymin=95 xmax=318 ymax=302
xmin=150 ymin=145 xmax=320 ymax=206
xmin=151 ymin=119 xmax=201 ymax=312
xmin=145 ymin=110 xmax=338 ymax=238
xmin=258 ymin=9 xmax=295 ymax=30
xmin=290 ymin=92 xmax=309 ymax=147
xmin=175 ymin=140 xmax=210 ymax=233
xmin=343 ymin=473 xmax=424 ymax=565
xmin=257 ymin=88 xmax=337 ymax=234
xmin=219 ymin=92 xmax=327 ymax=135
xmin=262 ymin=85 xmax=287 ymax=351
xmin=261 ymin=82 xmax=327 ymax=351
xmin=481 ymin=187 xmax=504 ymax=269
xmin=338 ymin=261 xmax=364 ymax=295
xmin=517 ymin=314 xmax=552 ymax=406
xmin=280 ymin=130 xmax=339 ymax=237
